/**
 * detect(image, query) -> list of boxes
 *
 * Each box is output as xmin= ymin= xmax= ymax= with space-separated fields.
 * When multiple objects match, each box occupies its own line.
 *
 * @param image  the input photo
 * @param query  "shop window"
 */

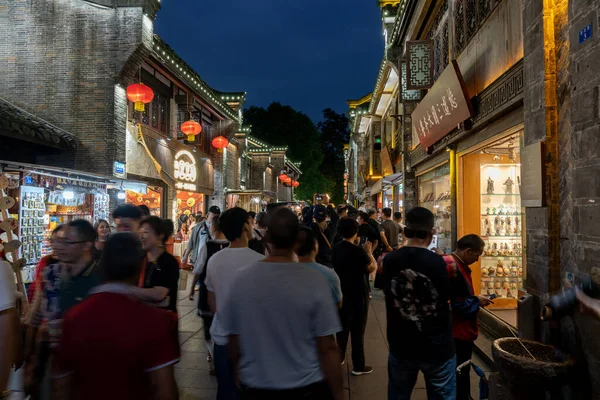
xmin=418 ymin=164 xmax=451 ymax=254
xmin=126 ymin=186 xmax=162 ymax=216
xmin=131 ymin=92 xmax=169 ymax=135
xmin=459 ymin=132 xmax=525 ymax=327
xmin=175 ymin=190 xmax=204 ymax=239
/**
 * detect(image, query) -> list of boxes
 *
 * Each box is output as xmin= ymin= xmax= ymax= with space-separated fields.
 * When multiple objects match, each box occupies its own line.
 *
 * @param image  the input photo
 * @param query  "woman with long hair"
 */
xmin=135 ymin=217 xmax=180 ymax=313
xmin=94 ymin=219 xmax=111 ymax=256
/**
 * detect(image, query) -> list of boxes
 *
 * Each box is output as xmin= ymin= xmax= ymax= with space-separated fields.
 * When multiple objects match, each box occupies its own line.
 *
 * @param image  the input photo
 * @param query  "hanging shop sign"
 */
xmin=174 ymin=150 xmax=197 ymax=192
xmin=55 ymin=177 xmax=106 ymax=190
xmin=113 ymin=161 xmax=126 ymax=179
xmin=411 ymin=60 xmax=473 ymax=148
xmin=407 ymin=40 xmax=434 ymax=90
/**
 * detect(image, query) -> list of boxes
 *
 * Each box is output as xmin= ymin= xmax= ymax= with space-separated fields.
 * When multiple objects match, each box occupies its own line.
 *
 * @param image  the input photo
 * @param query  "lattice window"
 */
xmin=455 ymin=0 xmax=501 ymax=56
xmin=454 ymin=0 xmax=466 ymax=55
xmin=466 ymin=0 xmax=478 ymax=42
xmin=427 ymin=1 xmax=449 ymax=82
xmin=131 ymin=93 xmax=168 ymax=135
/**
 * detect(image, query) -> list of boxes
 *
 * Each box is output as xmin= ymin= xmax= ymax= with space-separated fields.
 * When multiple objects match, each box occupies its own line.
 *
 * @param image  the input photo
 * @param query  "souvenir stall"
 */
xmin=0 ymin=168 xmax=110 ymax=295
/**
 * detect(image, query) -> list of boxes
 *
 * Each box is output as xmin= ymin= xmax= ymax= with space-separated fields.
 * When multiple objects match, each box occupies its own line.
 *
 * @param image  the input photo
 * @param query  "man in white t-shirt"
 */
xmin=0 ymin=259 xmax=21 ymax=394
xmin=206 ymin=208 xmax=264 ymax=400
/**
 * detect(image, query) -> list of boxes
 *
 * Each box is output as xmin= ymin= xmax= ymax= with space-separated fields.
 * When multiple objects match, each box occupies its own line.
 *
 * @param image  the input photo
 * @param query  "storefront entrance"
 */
xmin=458 ymin=129 xmax=526 ymax=327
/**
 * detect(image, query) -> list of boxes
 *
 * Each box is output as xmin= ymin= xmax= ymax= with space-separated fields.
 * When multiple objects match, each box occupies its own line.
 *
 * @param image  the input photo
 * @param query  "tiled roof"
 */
xmin=0 ymin=97 xmax=78 ymax=149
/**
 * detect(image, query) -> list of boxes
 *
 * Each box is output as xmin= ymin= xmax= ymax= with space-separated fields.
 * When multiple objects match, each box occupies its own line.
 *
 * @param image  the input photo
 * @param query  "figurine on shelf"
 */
xmin=488 ymin=267 xmax=496 ymax=277
xmin=487 ymin=282 xmax=495 ymax=291
xmin=518 ymin=266 xmax=523 ymax=277
xmin=506 ymin=289 xmax=514 ymax=298
xmin=481 ymin=268 xmax=489 ymax=278
xmin=492 ymin=207 xmax=497 ymax=215
xmin=511 ymin=261 xmax=519 ymax=276
xmin=492 ymin=243 xmax=498 ymax=256
xmin=496 ymin=260 xmax=504 ymax=276
xmin=510 ymin=282 xmax=518 ymax=290
xmin=483 ymin=218 xmax=490 ymax=234
xmin=503 ymin=266 xmax=511 ymax=276
xmin=502 ymin=281 xmax=510 ymax=290
xmin=504 ymin=177 xmax=514 ymax=194
xmin=498 ymin=204 xmax=505 ymax=215
xmin=506 ymin=216 xmax=512 ymax=231
xmin=487 ymin=177 xmax=495 ymax=195
xmin=486 ymin=207 xmax=491 ymax=216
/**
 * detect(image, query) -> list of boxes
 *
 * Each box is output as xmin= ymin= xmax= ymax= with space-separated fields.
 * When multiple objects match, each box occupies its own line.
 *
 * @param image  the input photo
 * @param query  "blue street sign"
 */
xmin=579 ymin=24 xmax=592 ymax=44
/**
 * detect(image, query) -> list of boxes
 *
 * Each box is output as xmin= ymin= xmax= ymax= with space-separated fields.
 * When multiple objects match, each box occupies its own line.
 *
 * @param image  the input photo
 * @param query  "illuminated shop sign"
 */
xmin=174 ymin=150 xmax=197 ymax=192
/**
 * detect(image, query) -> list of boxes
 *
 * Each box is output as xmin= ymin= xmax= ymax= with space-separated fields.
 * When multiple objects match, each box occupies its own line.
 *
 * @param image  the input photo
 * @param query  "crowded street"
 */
xmin=3 ymin=0 xmax=600 ymax=399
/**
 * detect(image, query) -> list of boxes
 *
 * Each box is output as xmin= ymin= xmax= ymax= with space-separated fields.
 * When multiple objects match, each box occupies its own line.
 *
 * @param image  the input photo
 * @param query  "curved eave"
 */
xmin=152 ymin=35 xmax=238 ymax=121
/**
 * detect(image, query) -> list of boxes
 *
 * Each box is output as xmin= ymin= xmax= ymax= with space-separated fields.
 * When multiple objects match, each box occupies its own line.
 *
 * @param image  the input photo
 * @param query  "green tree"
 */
xmin=317 ymin=108 xmax=350 ymax=205
xmin=244 ymin=103 xmax=332 ymax=202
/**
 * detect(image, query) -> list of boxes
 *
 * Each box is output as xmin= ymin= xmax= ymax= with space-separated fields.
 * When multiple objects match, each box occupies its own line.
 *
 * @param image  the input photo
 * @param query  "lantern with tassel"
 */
xmin=212 ymin=136 xmax=229 ymax=153
xmin=126 ymin=83 xmax=154 ymax=112
xmin=181 ymin=120 xmax=202 ymax=142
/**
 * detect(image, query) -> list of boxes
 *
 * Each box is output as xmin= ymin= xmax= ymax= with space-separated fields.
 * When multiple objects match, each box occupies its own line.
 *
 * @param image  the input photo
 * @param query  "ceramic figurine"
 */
xmin=492 ymin=207 xmax=497 ymax=215
xmin=511 ymin=261 xmax=519 ymax=276
xmin=482 ymin=268 xmax=489 ymax=277
xmin=504 ymin=177 xmax=514 ymax=194
xmin=496 ymin=260 xmax=504 ymax=276
xmin=506 ymin=289 xmax=514 ymax=298
xmin=502 ymin=281 xmax=510 ymax=290
xmin=494 ymin=281 xmax=502 ymax=289
xmin=510 ymin=282 xmax=518 ymax=290
xmin=487 ymin=177 xmax=495 ymax=195
xmin=488 ymin=267 xmax=496 ymax=276
xmin=487 ymin=281 xmax=495 ymax=290
xmin=486 ymin=207 xmax=491 ymax=215
xmin=503 ymin=266 xmax=511 ymax=276
xmin=518 ymin=266 xmax=523 ymax=277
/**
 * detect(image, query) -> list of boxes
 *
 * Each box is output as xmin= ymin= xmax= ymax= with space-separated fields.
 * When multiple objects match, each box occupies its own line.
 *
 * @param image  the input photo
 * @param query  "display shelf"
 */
xmin=481 ymin=194 xmax=521 ymax=196
xmin=481 ymin=235 xmax=522 ymax=239
xmin=481 ymin=256 xmax=522 ymax=259
xmin=481 ymin=213 xmax=523 ymax=216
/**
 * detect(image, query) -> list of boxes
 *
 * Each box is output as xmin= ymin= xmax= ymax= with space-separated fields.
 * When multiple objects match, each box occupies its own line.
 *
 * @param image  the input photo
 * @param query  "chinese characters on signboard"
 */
xmin=411 ymin=60 xmax=473 ymax=148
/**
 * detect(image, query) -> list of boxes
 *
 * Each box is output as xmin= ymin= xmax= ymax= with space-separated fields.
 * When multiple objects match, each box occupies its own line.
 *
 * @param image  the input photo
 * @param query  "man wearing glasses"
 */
xmin=25 ymin=220 xmax=101 ymax=398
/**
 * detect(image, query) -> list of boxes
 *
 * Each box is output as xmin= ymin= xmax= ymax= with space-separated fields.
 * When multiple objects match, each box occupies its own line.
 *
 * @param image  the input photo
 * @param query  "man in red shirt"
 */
xmin=443 ymin=234 xmax=493 ymax=400
xmin=52 ymin=232 xmax=179 ymax=400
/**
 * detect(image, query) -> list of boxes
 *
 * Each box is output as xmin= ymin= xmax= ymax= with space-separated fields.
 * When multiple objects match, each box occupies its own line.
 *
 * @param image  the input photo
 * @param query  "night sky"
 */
xmin=154 ymin=1 xmax=384 ymax=123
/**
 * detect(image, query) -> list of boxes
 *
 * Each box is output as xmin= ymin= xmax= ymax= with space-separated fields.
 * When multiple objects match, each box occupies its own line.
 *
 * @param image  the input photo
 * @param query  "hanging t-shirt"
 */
xmin=0 ymin=260 xmax=16 ymax=312
xmin=382 ymin=246 xmax=454 ymax=362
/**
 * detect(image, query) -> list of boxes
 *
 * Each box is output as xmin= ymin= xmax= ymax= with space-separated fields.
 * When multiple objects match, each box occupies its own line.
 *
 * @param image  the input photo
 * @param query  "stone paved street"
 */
xmin=175 ymin=271 xmax=490 ymax=400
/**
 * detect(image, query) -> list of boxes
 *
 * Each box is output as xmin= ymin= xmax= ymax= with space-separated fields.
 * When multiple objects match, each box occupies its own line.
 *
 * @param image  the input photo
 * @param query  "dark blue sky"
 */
xmin=154 ymin=1 xmax=384 ymax=123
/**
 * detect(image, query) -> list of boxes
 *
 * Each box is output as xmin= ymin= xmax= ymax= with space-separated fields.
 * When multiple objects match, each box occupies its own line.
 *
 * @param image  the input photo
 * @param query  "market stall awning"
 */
xmin=0 ymin=97 xmax=79 ymax=150
xmin=383 ymin=172 xmax=403 ymax=185
xmin=370 ymin=179 xmax=384 ymax=196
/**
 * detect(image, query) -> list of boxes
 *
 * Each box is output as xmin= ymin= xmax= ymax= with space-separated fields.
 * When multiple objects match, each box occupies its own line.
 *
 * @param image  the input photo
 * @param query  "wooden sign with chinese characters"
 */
xmin=411 ymin=60 xmax=473 ymax=148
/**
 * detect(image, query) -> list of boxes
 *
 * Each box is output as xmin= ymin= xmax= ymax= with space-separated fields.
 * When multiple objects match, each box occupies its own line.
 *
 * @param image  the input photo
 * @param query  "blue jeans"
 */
xmin=214 ymin=343 xmax=240 ymax=400
xmin=387 ymin=352 xmax=456 ymax=400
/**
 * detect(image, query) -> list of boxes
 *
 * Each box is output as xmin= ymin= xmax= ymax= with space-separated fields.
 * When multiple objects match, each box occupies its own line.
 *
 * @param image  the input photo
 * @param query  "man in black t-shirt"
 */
xmin=332 ymin=218 xmax=377 ymax=376
xmin=382 ymin=207 xmax=456 ymax=399
xmin=357 ymin=211 xmax=379 ymax=248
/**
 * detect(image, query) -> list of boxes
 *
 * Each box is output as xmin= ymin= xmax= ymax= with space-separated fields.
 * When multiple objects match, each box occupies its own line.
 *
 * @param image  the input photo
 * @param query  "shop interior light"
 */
xmin=117 ymin=191 xmax=126 ymax=200
xmin=63 ymin=191 xmax=74 ymax=200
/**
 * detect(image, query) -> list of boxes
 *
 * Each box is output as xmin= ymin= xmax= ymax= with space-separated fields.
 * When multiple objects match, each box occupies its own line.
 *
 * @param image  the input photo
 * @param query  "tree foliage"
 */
xmin=317 ymin=108 xmax=350 ymax=205
xmin=244 ymin=103 xmax=332 ymax=202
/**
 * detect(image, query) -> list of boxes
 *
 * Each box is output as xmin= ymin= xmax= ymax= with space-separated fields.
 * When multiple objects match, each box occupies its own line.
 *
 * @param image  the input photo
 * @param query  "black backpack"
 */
xmin=248 ymin=229 xmax=267 ymax=255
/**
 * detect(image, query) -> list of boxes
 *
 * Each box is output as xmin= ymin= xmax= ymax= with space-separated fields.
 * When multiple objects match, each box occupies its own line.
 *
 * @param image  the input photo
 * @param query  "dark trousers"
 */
xmin=336 ymin=299 xmax=369 ymax=370
xmin=214 ymin=344 xmax=240 ymax=400
xmin=454 ymin=339 xmax=473 ymax=400
xmin=241 ymin=380 xmax=333 ymax=400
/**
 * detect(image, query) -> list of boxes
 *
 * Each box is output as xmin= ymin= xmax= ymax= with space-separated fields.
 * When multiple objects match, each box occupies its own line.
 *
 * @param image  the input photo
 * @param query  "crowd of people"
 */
xmin=2 ymin=201 xmax=600 ymax=399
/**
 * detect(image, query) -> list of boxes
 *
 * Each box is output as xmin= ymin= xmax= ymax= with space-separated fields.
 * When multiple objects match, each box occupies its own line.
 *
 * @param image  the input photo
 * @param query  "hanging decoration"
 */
xmin=212 ymin=135 xmax=229 ymax=153
xmin=126 ymin=83 xmax=154 ymax=112
xmin=181 ymin=120 xmax=202 ymax=142
xmin=292 ymin=181 xmax=300 ymax=187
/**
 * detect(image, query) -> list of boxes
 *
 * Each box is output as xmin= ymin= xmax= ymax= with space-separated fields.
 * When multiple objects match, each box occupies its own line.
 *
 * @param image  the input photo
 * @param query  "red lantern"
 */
xmin=292 ymin=181 xmax=300 ymax=187
xmin=278 ymin=173 xmax=289 ymax=183
xmin=212 ymin=135 xmax=229 ymax=153
xmin=127 ymin=83 xmax=154 ymax=112
xmin=181 ymin=120 xmax=202 ymax=142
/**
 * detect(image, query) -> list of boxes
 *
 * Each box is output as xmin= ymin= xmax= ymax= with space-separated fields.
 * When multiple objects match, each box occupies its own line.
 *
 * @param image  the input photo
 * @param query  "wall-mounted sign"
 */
xmin=174 ymin=150 xmax=197 ymax=192
xmin=579 ymin=24 xmax=592 ymax=44
xmin=411 ymin=60 xmax=473 ymax=148
xmin=113 ymin=161 xmax=126 ymax=178
xmin=520 ymin=141 xmax=543 ymax=207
